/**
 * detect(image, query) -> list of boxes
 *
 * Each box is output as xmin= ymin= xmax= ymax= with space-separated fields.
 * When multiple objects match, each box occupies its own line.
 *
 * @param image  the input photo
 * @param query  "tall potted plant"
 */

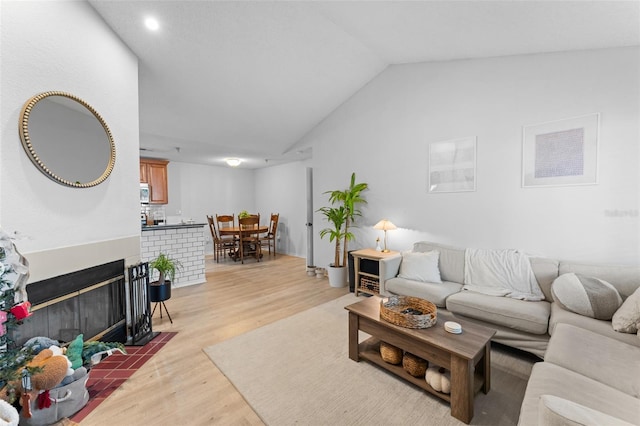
xmin=318 ymin=173 xmax=368 ymax=287
xmin=148 ymin=253 xmax=182 ymax=303
xmin=327 ymin=172 xmax=368 ymax=268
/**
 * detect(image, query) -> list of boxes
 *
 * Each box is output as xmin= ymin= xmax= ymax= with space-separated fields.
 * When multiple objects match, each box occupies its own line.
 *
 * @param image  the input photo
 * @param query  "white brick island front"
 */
xmin=141 ymin=223 xmax=206 ymax=287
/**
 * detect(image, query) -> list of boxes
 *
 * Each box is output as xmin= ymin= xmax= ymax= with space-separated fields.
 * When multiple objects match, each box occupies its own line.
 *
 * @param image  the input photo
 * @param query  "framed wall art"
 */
xmin=428 ymin=136 xmax=476 ymax=193
xmin=522 ymin=113 xmax=599 ymax=188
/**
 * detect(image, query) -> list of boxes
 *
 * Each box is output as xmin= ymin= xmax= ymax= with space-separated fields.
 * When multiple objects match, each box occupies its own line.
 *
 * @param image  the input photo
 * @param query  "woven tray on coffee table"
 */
xmin=380 ymin=295 xmax=437 ymax=329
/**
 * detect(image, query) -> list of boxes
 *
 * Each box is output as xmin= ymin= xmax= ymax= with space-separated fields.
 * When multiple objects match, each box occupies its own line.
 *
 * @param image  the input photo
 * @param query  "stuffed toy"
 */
xmin=65 ymin=335 xmax=83 ymax=370
xmin=82 ymin=341 xmax=126 ymax=366
xmin=15 ymin=347 xmax=71 ymax=417
xmin=58 ymin=367 xmax=87 ymax=387
xmin=46 ymin=346 xmax=73 ymax=377
xmin=25 ymin=348 xmax=69 ymax=389
xmin=22 ymin=337 xmax=60 ymax=356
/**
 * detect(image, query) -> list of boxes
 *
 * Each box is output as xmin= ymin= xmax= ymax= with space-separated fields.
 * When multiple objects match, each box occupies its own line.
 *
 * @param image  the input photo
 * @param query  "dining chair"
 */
xmin=216 ymin=214 xmax=235 ymax=231
xmin=214 ymin=214 xmax=238 ymax=261
xmin=242 ymin=213 xmax=260 ymax=222
xmin=238 ymin=215 xmax=262 ymax=264
xmin=206 ymin=215 xmax=219 ymax=262
xmin=206 ymin=215 xmax=230 ymax=262
xmin=260 ymin=213 xmax=279 ymax=257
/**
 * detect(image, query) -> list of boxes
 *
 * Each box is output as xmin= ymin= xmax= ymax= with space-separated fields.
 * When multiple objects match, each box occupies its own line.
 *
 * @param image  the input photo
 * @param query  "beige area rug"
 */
xmin=204 ymin=294 xmax=536 ymax=425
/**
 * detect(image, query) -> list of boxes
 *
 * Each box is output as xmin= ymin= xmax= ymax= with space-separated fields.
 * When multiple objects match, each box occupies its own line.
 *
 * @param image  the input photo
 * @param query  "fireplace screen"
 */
xmin=13 ymin=260 xmax=126 ymax=346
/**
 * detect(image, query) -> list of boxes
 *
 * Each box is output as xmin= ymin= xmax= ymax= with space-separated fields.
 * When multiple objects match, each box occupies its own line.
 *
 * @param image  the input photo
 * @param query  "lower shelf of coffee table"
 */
xmin=358 ymin=337 xmax=484 ymax=403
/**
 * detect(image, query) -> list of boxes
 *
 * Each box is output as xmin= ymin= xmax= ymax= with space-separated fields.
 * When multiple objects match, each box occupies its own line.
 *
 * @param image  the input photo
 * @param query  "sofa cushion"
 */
xmin=398 ymin=250 xmax=441 ymax=283
xmin=559 ymin=262 xmax=640 ymax=299
xmin=612 ymin=287 xmax=640 ymax=333
xmin=551 ymin=273 xmax=622 ymax=320
xmin=529 ymin=257 xmax=559 ymax=302
xmin=518 ymin=363 xmax=640 ymax=426
xmin=385 ymin=278 xmax=461 ymax=308
xmin=538 ymin=395 xmax=635 ymax=426
xmin=445 ymin=291 xmax=550 ymax=334
xmin=413 ymin=242 xmax=465 ymax=284
xmin=544 ymin=323 xmax=640 ymax=398
xmin=549 ymin=302 xmax=640 ymax=348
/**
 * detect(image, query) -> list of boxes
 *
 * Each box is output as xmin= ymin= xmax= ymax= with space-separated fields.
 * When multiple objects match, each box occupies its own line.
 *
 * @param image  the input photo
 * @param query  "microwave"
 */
xmin=140 ymin=183 xmax=150 ymax=204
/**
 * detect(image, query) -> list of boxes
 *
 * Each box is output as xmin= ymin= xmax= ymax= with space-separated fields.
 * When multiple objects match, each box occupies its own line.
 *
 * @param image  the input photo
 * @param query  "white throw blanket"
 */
xmin=463 ymin=248 xmax=545 ymax=301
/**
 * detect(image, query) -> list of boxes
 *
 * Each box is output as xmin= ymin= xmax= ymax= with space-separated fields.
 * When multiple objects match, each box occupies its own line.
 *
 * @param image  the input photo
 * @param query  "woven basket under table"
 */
xmin=380 ymin=295 xmax=437 ymax=329
xmin=402 ymin=352 xmax=428 ymax=377
xmin=379 ymin=341 xmax=403 ymax=365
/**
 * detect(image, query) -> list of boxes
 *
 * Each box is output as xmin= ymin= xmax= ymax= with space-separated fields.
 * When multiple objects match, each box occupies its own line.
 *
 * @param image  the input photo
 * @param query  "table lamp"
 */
xmin=373 ymin=219 xmax=397 ymax=252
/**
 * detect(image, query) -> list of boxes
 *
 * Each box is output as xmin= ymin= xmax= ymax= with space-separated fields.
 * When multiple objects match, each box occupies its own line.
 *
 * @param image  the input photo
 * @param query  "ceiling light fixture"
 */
xmin=144 ymin=17 xmax=160 ymax=31
xmin=225 ymin=158 xmax=241 ymax=167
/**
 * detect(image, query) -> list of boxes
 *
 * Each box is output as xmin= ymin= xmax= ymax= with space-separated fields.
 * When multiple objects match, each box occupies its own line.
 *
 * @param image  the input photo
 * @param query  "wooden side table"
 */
xmin=351 ymin=248 xmax=400 ymax=297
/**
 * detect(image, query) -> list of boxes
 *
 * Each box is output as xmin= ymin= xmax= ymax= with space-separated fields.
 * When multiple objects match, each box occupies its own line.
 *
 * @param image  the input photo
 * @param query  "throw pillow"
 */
xmin=612 ymin=287 xmax=640 ymax=333
xmin=398 ymin=250 xmax=442 ymax=283
xmin=538 ymin=395 xmax=634 ymax=426
xmin=551 ymin=273 xmax=622 ymax=320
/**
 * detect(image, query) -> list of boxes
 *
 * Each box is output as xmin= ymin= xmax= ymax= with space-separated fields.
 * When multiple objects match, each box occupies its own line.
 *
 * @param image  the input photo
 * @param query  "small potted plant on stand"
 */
xmin=148 ymin=253 xmax=181 ymax=323
xmin=318 ymin=173 xmax=368 ymax=287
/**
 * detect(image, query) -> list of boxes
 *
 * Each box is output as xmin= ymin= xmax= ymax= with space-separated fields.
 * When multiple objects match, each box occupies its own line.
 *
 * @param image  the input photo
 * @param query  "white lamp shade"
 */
xmin=225 ymin=158 xmax=241 ymax=167
xmin=373 ymin=219 xmax=397 ymax=231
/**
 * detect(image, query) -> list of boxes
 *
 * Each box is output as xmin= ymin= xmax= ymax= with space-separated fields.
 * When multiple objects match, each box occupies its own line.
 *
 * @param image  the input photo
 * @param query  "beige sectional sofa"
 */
xmin=380 ymin=241 xmax=640 ymax=357
xmin=518 ymin=323 xmax=640 ymax=425
xmin=379 ymin=241 xmax=640 ymax=425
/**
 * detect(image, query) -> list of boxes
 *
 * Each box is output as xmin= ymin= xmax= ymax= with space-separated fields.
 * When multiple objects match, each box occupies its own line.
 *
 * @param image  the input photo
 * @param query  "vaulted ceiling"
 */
xmin=88 ymin=1 xmax=640 ymax=169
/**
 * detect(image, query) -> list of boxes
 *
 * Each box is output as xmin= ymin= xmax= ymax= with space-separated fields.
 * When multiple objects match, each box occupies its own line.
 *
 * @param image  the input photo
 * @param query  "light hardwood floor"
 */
xmin=82 ymin=254 xmax=348 ymax=425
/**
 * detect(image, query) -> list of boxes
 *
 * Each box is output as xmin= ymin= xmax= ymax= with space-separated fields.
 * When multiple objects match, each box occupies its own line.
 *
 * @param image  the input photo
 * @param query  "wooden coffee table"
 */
xmin=345 ymin=296 xmax=496 ymax=424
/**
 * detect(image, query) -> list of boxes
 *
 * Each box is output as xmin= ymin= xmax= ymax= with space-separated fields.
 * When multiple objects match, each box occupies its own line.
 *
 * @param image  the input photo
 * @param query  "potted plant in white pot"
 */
xmin=318 ymin=205 xmax=348 ymax=287
xmin=318 ymin=173 xmax=368 ymax=287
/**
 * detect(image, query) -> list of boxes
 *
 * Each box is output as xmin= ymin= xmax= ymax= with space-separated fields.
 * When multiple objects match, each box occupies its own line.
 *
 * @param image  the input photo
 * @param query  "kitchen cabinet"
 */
xmin=140 ymin=158 xmax=169 ymax=204
xmin=140 ymin=162 xmax=149 ymax=183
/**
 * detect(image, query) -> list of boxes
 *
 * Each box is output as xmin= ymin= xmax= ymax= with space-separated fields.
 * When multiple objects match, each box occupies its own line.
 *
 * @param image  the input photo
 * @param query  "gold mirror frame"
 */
xmin=19 ymin=91 xmax=116 ymax=188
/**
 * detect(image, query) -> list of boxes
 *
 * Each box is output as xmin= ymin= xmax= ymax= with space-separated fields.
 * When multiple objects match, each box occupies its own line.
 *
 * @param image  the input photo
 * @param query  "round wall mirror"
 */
xmin=19 ymin=91 xmax=116 ymax=188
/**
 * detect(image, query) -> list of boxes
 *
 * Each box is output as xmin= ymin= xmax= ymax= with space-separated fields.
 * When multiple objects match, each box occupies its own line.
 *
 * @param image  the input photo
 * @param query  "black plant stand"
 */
xmin=149 ymin=280 xmax=173 ymax=324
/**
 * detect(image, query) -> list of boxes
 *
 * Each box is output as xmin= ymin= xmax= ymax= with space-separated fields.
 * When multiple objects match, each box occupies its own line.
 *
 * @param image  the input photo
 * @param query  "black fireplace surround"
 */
xmin=13 ymin=259 xmax=126 ymax=346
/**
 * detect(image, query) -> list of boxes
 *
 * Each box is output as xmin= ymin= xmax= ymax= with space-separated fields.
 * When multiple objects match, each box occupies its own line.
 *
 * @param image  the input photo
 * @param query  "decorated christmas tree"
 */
xmin=0 ymin=230 xmax=32 ymax=404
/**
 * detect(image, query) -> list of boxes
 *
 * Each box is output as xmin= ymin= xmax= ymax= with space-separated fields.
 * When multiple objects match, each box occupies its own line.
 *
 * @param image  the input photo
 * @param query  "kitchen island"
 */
xmin=141 ymin=223 xmax=206 ymax=287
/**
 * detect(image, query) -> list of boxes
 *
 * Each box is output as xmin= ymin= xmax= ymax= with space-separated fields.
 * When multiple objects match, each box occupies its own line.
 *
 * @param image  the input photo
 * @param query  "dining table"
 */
xmin=219 ymin=225 xmax=269 ymax=261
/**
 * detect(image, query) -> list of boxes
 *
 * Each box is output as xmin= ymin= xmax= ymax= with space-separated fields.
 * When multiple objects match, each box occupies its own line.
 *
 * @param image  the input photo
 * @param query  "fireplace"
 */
xmin=12 ymin=260 xmax=126 ymax=346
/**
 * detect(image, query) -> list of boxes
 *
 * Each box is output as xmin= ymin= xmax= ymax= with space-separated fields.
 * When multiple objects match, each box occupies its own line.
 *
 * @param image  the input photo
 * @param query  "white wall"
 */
xmin=0 ymin=1 xmax=141 ymax=281
xmin=305 ymin=47 xmax=640 ymax=267
xmin=165 ymin=161 xmax=256 ymax=253
xmin=255 ymin=161 xmax=311 ymax=258
xmin=165 ymin=160 xmax=311 ymax=258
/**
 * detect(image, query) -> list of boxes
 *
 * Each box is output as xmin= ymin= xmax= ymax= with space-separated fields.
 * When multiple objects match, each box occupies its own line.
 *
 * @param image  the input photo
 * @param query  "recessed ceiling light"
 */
xmin=144 ymin=17 xmax=160 ymax=31
xmin=225 ymin=158 xmax=241 ymax=167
